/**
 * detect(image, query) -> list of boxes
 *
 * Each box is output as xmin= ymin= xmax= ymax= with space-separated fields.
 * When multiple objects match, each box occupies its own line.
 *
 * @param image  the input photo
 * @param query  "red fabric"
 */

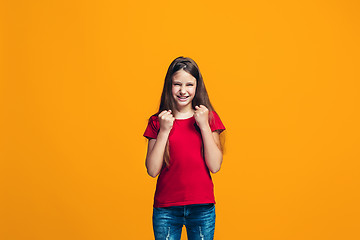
xmin=144 ymin=111 xmax=225 ymax=208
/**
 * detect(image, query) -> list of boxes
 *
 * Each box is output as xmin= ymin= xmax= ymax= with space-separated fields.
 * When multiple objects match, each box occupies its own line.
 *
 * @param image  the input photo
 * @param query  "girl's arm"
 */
xmin=195 ymin=105 xmax=223 ymax=173
xmin=145 ymin=110 xmax=174 ymax=178
xmin=145 ymin=130 xmax=170 ymax=178
xmin=200 ymin=126 xmax=223 ymax=173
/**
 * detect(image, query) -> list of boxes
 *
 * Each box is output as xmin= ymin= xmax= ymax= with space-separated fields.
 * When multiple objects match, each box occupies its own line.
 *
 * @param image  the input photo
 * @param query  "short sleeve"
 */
xmin=209 ymin=111 xmax=226 ymax=133
xmin=143 ymin=115 xmax=160 ymax=139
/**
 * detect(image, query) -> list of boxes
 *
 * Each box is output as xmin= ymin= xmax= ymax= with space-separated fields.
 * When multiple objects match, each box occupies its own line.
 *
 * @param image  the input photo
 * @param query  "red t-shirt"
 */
xmin=143 ymin=111 xmax=225 ymax=208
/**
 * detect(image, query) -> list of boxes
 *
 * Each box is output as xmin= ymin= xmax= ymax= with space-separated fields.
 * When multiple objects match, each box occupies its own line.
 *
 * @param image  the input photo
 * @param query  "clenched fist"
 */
xmin=158 ymin=110 xmax=175 ymax=133
xmin=194 ymin=105 xmax=209 ymax=129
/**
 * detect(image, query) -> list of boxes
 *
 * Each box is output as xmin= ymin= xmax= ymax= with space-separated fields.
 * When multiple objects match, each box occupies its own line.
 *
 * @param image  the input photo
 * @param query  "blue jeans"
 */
xmin=152 ymin=203 xmax=216 ymax=240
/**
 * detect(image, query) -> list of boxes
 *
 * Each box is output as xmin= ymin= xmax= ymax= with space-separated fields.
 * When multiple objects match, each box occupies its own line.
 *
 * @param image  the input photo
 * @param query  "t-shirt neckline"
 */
xmin=175 ymin=115 xmax=194 ymax=121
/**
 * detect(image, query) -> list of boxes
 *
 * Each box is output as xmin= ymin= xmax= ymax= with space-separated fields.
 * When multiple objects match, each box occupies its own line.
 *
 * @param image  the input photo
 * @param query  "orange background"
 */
xmin=1 ymin=0 xmax=359 ymax=239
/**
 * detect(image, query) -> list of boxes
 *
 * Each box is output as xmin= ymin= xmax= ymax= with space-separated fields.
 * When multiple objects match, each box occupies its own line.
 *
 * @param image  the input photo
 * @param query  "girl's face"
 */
xmin=171 ymin=70 xmax=197 ymax=111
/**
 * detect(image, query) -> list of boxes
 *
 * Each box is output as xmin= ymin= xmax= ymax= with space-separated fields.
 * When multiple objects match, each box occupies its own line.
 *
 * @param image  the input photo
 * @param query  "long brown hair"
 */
xmin=158 ymin=56 xmax=221 ymax=166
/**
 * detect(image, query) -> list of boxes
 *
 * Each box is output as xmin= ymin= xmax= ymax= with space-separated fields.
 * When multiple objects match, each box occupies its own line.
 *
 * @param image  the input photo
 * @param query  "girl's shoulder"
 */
xmin=147 ymin=114 xmax=160 ymax=128
xmin=209 ymin=110 xmax=226 ymax=132
xmin=144 ymin=114 xmax=160 ymax=139
xmin=149 ymin=113 xmax=159 ymax=121
xmin=209 ymin=110 xmax=221 ymax=121
xmin=210 ymin=110 xmax=218 ymax=116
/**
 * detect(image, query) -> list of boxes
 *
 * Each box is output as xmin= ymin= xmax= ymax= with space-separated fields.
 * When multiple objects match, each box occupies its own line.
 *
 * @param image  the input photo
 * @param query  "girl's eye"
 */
xmin=187 ymin=84 xmax=194 ymax=86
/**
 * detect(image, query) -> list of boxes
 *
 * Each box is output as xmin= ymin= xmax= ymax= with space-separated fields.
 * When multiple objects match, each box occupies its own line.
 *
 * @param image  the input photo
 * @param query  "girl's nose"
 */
xmin=180 ymin=86 xmax=186 ymax=94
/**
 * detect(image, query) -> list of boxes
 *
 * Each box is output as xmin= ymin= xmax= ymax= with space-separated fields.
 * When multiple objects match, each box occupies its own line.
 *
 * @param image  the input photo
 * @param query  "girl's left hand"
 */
xmin=194 ymin=105 xmax=209 ymax=129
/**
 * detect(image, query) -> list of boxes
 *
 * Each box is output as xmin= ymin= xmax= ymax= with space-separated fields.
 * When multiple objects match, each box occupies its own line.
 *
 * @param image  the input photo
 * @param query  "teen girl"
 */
xmin=143 ymin=56 xmax=226 ymax=240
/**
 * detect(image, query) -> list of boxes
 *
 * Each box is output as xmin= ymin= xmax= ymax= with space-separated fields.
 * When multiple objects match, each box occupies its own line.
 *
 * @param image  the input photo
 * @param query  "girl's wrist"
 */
xmin=199 ymin=123 xmax=211 ymax=133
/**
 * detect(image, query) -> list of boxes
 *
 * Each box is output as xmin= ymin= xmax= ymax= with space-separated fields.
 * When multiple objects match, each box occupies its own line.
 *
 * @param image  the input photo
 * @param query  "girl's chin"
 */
xmin=176 ymin=99 xmax=189 ymax=104
xmin=175 ymin=101 xmax=192 ymax=109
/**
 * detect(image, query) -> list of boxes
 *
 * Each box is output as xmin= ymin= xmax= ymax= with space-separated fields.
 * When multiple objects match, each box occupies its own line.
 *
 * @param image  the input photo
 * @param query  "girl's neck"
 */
xmin=173 ymin=106 xmax=194 ymax=119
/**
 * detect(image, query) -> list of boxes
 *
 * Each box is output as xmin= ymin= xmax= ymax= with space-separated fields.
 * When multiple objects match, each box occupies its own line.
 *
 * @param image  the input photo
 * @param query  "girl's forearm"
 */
xmin=146 ymin=130 xmax=170 ymax=177
xmin=200 ymin=125 xmax=223 ymax=173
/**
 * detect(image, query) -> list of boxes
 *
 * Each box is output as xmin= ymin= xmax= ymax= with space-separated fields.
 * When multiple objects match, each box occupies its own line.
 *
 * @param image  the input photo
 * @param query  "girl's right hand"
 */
xmin=158 ymin=110 xmax=175 ymax=133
